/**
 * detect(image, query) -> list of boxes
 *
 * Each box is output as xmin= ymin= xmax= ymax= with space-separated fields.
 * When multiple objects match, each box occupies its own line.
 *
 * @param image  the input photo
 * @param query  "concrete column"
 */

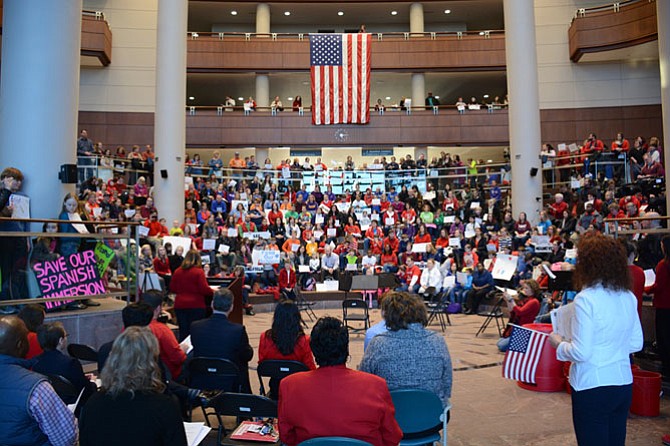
xmin=0 ymin=0 xmax=82 ymax=222
xmin=256 ymin=3 xmax=271 ymax=35
xmin=409 ymin=3 xmax=424 ymax=34
xmin=657 ymin=1 xmax=670 ymax=213
xmin=503 ymin=0 xmax=543 ymax=225
xmin=411 ymin=73 xmax=426 ymax=112
xmin=256 ymin=74 xmax=270 ymax=108
xmin=256 ymin=148 xmax=270 ymax=169
xmin=154 ymin=0 xmax=188 ymax=225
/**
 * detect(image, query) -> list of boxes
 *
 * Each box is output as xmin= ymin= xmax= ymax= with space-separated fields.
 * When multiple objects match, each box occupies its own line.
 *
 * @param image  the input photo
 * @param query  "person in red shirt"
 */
xmin=142 ymin=291 xmax=187 ymax=380
xmin=278 ymin=261 xmax=297 ymax=300
xmin=364 ymin=220 xmax=383 ymax=252
xmin=153 ymin=246 xmax=172 ymax=290
xmin=400 ymin=258 xmax=422 ymax=294
xmin=611 ymin=132 xmax=630 ymax=152
xmin=414 ymin=224 xmax=432 ymax=245
xmin=169 ymin=250 xmax=214 ymax=341
xmin=383 ymin=231 xmax=400 ymax=254
xmin=18 ymin=304 xmax=45 ymax=359
xmin=380 ymin=244 xmax=399 ymax=273
xmin=548 ymin=193 xmax=569 ymax=221
xmin=258 ymin=300 xmax=317 ymax=399
xmin=646 ymin=236 xmax=670 ymax=383
xmin=497 ymin=280 xmax=542 ymax=351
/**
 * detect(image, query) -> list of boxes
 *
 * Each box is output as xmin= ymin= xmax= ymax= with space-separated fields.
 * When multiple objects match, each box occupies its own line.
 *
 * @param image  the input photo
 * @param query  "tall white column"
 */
xmin=657 ymin=1 xmax=670 ymax=213
xmin=154 ymin=0 xmax=188 ymax=225
xmin=503 ymin=0 xmax=543 ymax=225
xmin=411 ymin=73 xmax=426 ymax=112
xmin=0 ymin=0 xmax=82 ymax=222
xmin=409 ymin=3 xmax=424 ymax=34
xmin=256 ymin=3 xmax=271 ymax=35
xmin=256 ymin=74 xmax=270 ymax=108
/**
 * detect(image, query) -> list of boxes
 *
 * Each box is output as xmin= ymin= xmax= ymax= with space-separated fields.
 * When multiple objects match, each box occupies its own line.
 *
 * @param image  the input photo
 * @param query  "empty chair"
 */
xmin=257 ymin=359 xmax=309 ymax=400
xmin=67 ymin=343 xmax=99 ymax=363
xmin=207 ymin=392 xmax=277 ymax=444
xmin=342 ymin=298 xmax=370 ymax=332
xmin=294 ymin=285 xmax=317 ymax=323
xmin=426 ymin=291 xmax=452 ymax=332
xmin=186 ymin=357 xmax=242 ymax=425
xmin=299 ymin=437 xmax=373 ymax=445
xmin=390 ymin=389 xmax=450 ymax=446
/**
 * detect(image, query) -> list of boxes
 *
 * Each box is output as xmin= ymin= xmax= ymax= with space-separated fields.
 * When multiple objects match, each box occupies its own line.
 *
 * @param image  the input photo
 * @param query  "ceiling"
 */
xmin=188 ymin=1 xmax=504 ymax=32
xmin=187 ymin=71 xmax=508 ymax=106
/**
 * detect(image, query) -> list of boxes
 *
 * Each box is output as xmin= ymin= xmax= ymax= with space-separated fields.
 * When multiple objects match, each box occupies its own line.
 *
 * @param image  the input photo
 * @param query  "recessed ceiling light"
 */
xmin=284 ymin=11 xmax=291 ymax=16
xmin=479 ymin=31 xmax=485 ymax=36
xmin=487 ymin=159 xmax=493 ymax=163
xmin=230 ymin=10 xmax=238 ymax=15
xmin=188 ymin=96 xmax=195 ymax=100
xmin=434 ymin=96 xmax=440 ymax=99
xmin=444 ymin=9 xmax=451 ymax=14
xmin=302 ymin=81 xmax=310 ymax=85
xmin=391 ymin=10 xmax=398 ymax=16
xmin=483 ymin=94 xmax=490 ymax=99
xmin=385 ymin=96 xmax=391 ymax=100
xmin=287 ymin=97 xmax=294 ymax=101
xmin=238 ymin=97 xmax=244 ymax=101
xmin=337 ymin=11 xmax=344 ymax=16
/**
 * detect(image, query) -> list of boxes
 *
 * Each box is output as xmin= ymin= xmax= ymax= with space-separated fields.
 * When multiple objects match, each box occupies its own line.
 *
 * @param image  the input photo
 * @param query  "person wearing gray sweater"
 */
xmin=359 ymin=291 xmax=452 ymax=407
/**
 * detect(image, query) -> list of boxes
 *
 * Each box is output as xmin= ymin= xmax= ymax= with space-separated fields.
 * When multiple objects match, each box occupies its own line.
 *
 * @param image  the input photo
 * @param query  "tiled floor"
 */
xmin=200 ymin=307 xmax=669 ymax=445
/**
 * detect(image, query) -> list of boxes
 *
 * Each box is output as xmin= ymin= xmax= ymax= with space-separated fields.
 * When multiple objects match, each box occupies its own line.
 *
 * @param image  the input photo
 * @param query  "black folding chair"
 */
xmin=342 ymin=298 xmax=370 ymax=332
xmin=426 ymin=291 xmax=452 ymax=332
xmin=257 ymin=360 xmax=310 ymax=400
xmin=207 ymin=393 xmax=278 ymax=445
xmin=475 ymin=292 xmax=506 ymax=337
xmin=67 ymin=343 xmax=99 ymax=363
xmin=46 ymin=374 xmax=80 ymax=405
xmin=186 ymin=357 xmax=242 ymax=426
xmin=294 ymin=285 xmax=317 ymax=324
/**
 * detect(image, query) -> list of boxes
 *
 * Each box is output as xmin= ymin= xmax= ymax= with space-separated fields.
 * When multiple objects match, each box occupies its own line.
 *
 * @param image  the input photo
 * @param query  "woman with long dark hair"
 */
xmin=549 ymin=234 xmax=643 ymax=446
xmin=258 ymin=300 xmax=316 ymax=398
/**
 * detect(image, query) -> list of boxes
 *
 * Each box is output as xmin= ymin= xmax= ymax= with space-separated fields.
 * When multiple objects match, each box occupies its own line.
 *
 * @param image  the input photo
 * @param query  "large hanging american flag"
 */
xmin=502 ymin=325 xmax=548 ymax=384
xmin=310 ymin=33 xmax=371 ymax=125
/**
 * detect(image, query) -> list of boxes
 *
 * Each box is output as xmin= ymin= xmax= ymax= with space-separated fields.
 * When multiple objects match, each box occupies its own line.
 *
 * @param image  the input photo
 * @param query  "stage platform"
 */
xmin=45 ymin=298 xmax=125 ymax=351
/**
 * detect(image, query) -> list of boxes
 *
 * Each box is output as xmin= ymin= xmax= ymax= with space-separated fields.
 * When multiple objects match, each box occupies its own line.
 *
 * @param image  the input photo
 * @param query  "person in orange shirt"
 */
xmin=229 ymin=151 xmax=246 ymax=178
xmin=282 ymin=231 xmax=302 ymax=255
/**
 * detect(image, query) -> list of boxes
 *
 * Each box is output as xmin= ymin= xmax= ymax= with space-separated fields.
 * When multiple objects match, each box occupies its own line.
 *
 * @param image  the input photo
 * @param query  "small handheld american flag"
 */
xmin=502 ymin=325 xmax=548 ymax=384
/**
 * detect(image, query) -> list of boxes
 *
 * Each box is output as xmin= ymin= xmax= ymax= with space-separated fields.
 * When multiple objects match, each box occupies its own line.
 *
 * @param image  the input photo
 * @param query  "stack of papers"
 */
xmin=184 ymin=422 xmax=211 ymax=446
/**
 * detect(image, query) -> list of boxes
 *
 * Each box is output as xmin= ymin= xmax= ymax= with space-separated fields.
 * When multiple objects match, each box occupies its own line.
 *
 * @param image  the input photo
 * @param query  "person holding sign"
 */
xmin=548 ymin=234 xmax=643 ymax=446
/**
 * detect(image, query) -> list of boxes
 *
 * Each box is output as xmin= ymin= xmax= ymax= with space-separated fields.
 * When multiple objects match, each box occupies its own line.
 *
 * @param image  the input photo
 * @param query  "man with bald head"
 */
xmin=0 ymin=316 xmax=78 ymax=446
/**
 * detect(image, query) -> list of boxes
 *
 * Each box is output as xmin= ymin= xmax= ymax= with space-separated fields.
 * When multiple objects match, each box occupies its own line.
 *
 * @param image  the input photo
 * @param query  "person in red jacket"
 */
xmin=646 ymin=236 xmax=670 ymax=384
xmin=258 ymin=300 xmax=317 ymax=399
xmin=548 ymin=193 xmax=568 ymax=221
xmin=278 ymin=261 xmax=297 ymax=300
xmin=169 ymin=249 xmax=214 ymax=341
xmin=142 ymin=291 xmax=187 ymax=380
xmin=497 ymin=279 xmax=542 ymax=351
xmin=153 ymin=246 xmax=172 ymax=291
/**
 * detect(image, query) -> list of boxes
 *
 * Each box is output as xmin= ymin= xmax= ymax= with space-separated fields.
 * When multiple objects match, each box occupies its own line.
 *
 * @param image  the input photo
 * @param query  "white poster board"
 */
xmin=163 ymin=236 xmax=192 ymax=254
xmin=491 ymin=254 xmax=518 ymax=281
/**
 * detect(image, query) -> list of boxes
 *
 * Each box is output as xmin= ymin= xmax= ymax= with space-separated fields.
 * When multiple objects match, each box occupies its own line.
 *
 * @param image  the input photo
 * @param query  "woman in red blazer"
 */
xmin=278 ymin=262 xmax=297 ymax=300
xmin=258 ymin=300 xmax=316 ymax=398
xmin=169 ymin=249 xmax=213 ymax=341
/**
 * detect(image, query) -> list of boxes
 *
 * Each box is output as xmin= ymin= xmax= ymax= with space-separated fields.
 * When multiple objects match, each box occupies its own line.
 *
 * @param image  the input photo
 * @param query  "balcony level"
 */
xmin=187 ymin=31 xmax=506 ymax=72
xmin=568 ymin=0 xmax=658 ymax=63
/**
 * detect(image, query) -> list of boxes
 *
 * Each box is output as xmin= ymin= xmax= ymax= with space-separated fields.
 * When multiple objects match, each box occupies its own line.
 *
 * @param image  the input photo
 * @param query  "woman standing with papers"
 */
xmin=548 ymin=234 xmax=643 ymax=446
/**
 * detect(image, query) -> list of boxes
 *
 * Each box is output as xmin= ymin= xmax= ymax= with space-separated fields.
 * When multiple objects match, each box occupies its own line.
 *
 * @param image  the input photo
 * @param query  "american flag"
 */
xmin=502 ymin=325 xmax=547 ymax=384
xmin=310 ymin=33 xmax=371 ymax=125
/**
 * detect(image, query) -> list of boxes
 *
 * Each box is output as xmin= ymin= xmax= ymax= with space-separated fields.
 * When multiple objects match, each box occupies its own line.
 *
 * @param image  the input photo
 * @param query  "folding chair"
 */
xmin=426 ymin=291 xmax=452 ymax=332
xmin=390 ymin=389 xmax=450 ymax=446
xmin=207 ymin=393 xmax=277 ymax=445
xmin=299 ymin=438 xmax=373 ymax=445
xmin=294 ymin=285 xmax=317 ymax=323
xmin=67 ymin=343 xmax=99 ymax=363
xmin=46 ymin=374 xmax=80 ymax=405
xmin=186 ymin=357 xmax=242 ymax=426
xmin=475 ymin=292 xmax=506 ymax=337
xmin=342 ymin=298 xmax=370 ymax=332
xmin=257 ymin=359 xmax=310 ymax=400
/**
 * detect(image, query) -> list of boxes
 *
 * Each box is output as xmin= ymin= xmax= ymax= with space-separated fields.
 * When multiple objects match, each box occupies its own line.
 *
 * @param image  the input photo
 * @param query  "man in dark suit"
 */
xmin=190 ymin=288 xmax=254 ymax=393
xmin=278 ymin=317 xmax=402 ymax=446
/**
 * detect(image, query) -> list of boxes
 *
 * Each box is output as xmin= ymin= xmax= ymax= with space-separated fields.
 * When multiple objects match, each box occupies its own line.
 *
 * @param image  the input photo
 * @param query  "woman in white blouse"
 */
xmin=549 ymin=234 xmax=643 ymax=446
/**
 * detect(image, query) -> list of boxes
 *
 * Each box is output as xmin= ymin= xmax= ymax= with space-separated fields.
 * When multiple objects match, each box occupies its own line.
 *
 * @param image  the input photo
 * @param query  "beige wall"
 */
xmin=535 ymin=0 xmax=661 ymax=110
xmin=80 ymin=0 xmax=158 ymax=112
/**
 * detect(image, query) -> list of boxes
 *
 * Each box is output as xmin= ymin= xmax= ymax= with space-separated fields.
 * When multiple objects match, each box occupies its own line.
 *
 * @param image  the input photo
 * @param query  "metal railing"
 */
xmin=572 ymin=0 xmax=654 ymax=21
xmin=0 ymin=217 xmax=139 ymax=308
xmin=184 ymin=103 xmax=507 ymax=115
xmin=187 ymin=30 xmax=505 ymax=41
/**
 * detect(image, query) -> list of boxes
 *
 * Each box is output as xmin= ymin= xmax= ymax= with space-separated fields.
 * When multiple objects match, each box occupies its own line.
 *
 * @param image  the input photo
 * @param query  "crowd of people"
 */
xmin=0 ymin=127 xmax=668 ymax=445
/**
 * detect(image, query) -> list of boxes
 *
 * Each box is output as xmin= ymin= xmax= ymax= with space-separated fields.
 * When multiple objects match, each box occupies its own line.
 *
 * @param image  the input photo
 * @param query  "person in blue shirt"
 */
xmin=464 ymin=262 xmax=494 ymax=314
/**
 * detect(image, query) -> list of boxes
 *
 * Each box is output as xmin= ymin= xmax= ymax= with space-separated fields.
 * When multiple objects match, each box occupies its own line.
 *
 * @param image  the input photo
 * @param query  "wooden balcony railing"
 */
xmin=568 ymin=0 xmax=658 ymax=62
xmin=81 ymin=10 xmax=113 ymax=66
xmin=187 ymin=31 xmax=506 ymax=72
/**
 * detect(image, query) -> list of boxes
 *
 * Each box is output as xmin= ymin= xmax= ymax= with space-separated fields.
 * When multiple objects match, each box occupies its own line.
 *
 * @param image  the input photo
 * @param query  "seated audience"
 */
xmin=278 ymin=317 xmax=402 ymax=446
xmin=17 ymin=303 xmax=45 ymax=359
